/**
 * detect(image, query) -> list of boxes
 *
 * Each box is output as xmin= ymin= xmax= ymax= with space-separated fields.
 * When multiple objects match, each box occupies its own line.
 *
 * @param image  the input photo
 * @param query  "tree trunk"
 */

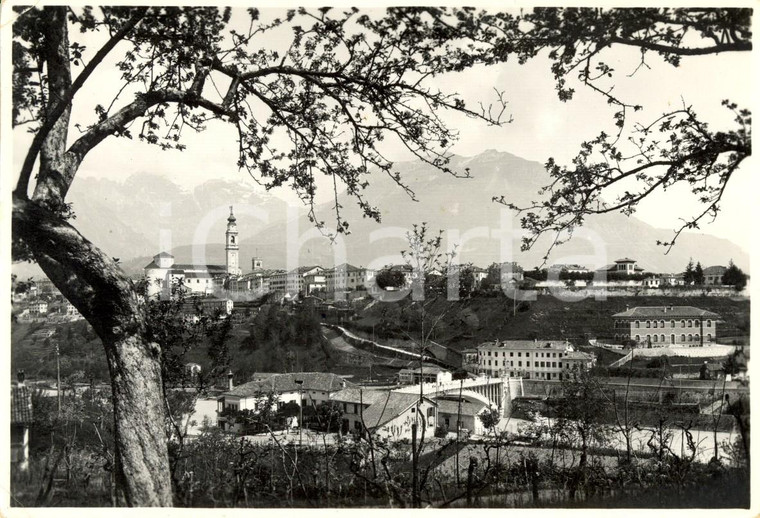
xmin=13 ymin=194 xmax=173 ymax=506
xmin=109 ymin=333 xmax=173 ymax=506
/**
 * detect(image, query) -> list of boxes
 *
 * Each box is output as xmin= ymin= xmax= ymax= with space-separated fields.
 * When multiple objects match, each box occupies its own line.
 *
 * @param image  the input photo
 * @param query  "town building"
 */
xmin=144 ymin=252 xmax=227 ymax=299
xmin=470 ymin=266 xmax=488 ymax=288
xmin=325 ymin=263 xmax=375 ymax=300
xmin=596 ymin=258 xmax=645 ymax=276
xmin=29 ymin=300 xmax=48 ymax=315
xmin=330 ymin=387 xmax=437 ymax=440
xmin=612 ymin=305 xmax=721 ymax=347
xmin=643 ymin=275 xmax=662 ymax=288
xmin=217 ymin=372 xmax=352 ymax=432
xmin=11 ymin=371 xmax=33 ymax=472
xmin=703 ymin=265 xmax=728 ymax=285
xmin=661 ymin=273 xmax=686 ymax=286
xmin=548 ymin=264 xmax=589 ymax=276
xmin=477 ymin=340 xmax=595 ymax=380
xmin=397 ymin=365 xmax=452 ymax=385
xmin=436 ymin=398 xmax=489 ymax=436
xmin=144 ymin=207 xmax=245 ymax=299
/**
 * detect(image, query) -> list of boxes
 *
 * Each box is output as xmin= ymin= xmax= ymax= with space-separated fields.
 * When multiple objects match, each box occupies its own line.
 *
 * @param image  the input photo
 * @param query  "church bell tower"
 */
xmin=225 ymin=206 xmax=242 ymax=276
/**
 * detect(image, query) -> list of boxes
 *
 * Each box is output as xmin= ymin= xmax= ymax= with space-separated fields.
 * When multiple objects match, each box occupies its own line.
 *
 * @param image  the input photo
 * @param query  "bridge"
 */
xmin=394 ymin=375 xmax=524 ymax=417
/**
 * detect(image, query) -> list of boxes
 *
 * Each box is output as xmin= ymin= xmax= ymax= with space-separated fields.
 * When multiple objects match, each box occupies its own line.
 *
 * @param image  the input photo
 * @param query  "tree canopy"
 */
xmin=9 ymin=6 xmax=752 ymax=506
xmin=491 ymin=8 xmax=751 ymax=257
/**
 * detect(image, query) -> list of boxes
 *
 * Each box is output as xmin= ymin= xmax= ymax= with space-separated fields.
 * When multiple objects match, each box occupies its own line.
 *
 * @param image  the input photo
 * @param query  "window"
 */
xmin=354 ymin=421 xmax=362 ymax=430
xmin=659 ymin=320 xmax=665 ymax=328
xmin=518 ymin=361 xmax=522 ymax=367
xmin=687 ymin=334 xmax=692 ymax=342
xmin=671 ymin=320 xmax=675 ymax=327
xmin=707 ymin=320 xmax=712 ymax=327
xmin=681 ymin=320 xmax=686 ymax=328
xmin=526 ymin=361 xmax=530 ymax=367
xmin=552 ymin=362 xmax=557 ymax=368
xmin=635 ymin=321 xmax=640 ymax=328
xmin=510 ymin=361 xmax=514 ymax=367
xmin=518 ymin=352 xmax=522 ymax=357
xmin=671 ymin=334 xmax=675 ymax=344
xmin=510 ymin=352 xmax=514 ymax=357
xmin=646 ymin=321 xmax=651 ymax=328
xmin=681 ymin=334 xmax=686 ymax=342
xmin=558 ymin=362 xmax=563 ymax=368
xmin=707 ymin=334 xmax=712 ymax=341
xmin=688 ymin=320 xmax=693 ymax=328
xmin=653 ymin=335 xmax=658 ymax=343
xmin=635 ymin=334 xmax=640 ymax=341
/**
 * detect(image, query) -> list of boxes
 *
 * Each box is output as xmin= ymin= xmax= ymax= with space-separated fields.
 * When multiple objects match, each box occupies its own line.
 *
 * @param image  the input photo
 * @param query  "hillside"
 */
xmin=347 ymin=294 xmax=750 ymax=351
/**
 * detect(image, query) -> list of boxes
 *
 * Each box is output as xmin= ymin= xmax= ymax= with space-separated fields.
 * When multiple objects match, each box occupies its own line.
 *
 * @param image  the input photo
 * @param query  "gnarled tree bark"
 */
xmin=13 ymin=195 xmax=173 ymax=506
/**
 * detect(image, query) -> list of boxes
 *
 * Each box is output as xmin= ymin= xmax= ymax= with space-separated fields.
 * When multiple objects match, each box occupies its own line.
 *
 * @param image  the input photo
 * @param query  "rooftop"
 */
xmin=613 ymin=306 xmax=721 ymax=319
xmin=361 ymin=392 xmax=433 ymax=429
xmin=703 ymin=265 xmax=728 ymax=275
xmin=478 ymin=340 xmax=570 ymax=351
xmin=11 ymin=384 xmax=33 ymax=424
xmin=436 ymin=399 xmax=487 ymax=416
xmin=398 ymin=366 xmax=446 ymax=375
xmin=226 ymin=372 xmax=353 ymax=397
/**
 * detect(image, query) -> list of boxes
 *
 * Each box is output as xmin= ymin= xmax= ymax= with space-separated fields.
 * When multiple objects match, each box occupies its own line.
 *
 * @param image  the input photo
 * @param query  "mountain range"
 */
xmin=12 ymin=150 xmax=749 ymax=279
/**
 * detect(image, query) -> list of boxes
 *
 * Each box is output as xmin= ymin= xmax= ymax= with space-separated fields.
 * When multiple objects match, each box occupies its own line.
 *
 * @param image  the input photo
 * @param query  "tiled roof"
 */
xmin=11 ymin=384 xmax=33 ymax=424
xmin=174 ymin=264 xmax=227 ymax=272
xmin=398 ymin=366 xmax=445 ymax=375
xmin=330 ymin=388 xmax=389 ymax=405
xmin=478 ymin=340 xmax=569 ymax=351
xmin=144 ymin=260 xmax=161 ymax=269
xmin=226 ymin=372 xmax=353 ymax=397
xmin=615 ymin=258 xmax=637 ymax=263
xmin=564 ymin=351 xmax=595 ymax=361
xmin=613 ymin=306 xmax=720 ymax=319
xmin=361 ymin=392 xmax=431 ymax=429
xmin=703 ymin=265 xmax=727 ymax=275
xmin=154 ymin=252 xmax=174 ymax=258
xmin=436 ymin=399 xmax=487 ymax=416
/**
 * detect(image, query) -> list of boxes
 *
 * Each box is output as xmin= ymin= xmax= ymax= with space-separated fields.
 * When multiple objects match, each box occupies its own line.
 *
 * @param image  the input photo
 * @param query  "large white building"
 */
xmin=325 ymin=263 xmax=375 ymax=299
xmin=612 ymin=305 xmax=720 ymax=346
xmin=477 ymin=339 xmax=595 ymax=380
xmin=144 ymin=206 xmax=243 ymax=299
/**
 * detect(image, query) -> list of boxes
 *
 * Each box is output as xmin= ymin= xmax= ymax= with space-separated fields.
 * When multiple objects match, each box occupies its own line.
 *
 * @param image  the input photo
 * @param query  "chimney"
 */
xmin=341 ymin=380 xmax=346 ymax=389
xmin=227 ymin=369 xmax=233 ymax=391
xmin=625 ymin=305 xmax=629 ymax=311
xmin=17 ymin=369 xmax=25 ymax=386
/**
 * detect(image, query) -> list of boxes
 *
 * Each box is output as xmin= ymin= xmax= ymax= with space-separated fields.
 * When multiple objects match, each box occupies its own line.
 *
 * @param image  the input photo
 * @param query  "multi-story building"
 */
xmin=476 ymin=340 xmax=595 ymax=380
xmin=324 ymin=263 xmax=375 ymax=300
xmin=596 ymin=258 xmax=645 ymax=276
xmin=144 ymin=207 xmax=245 ymax=299
xmin=703 ymin=265 xmax=728 ymax=285
xmin=612 ymin=305 xmax=720 ymax=346
xmin=29 ymin=300 xmax=48 ymax=315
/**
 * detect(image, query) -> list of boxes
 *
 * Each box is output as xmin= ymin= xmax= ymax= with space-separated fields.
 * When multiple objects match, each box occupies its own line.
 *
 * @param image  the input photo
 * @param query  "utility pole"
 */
xmin=295 ymin=379 xmax=304 ymax=447
xmin=55 ymin=342 xmax=62 ymax=414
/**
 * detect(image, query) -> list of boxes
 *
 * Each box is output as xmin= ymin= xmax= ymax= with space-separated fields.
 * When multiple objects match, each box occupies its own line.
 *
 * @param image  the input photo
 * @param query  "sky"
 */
xmin=9 ymin=6 xmax=756 ymax=252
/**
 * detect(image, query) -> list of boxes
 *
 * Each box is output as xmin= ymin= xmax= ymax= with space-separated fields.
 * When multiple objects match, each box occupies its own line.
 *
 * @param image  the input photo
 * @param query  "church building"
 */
xmin=144 ymin=206 xmax=242 ymax=299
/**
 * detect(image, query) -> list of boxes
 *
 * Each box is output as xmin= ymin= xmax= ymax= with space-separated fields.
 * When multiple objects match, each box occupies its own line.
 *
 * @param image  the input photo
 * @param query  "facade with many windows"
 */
xmin=612 ymin=306 xmax=720 ymax=347
xmin=476 ymin=340 xmax=595 ymax=380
